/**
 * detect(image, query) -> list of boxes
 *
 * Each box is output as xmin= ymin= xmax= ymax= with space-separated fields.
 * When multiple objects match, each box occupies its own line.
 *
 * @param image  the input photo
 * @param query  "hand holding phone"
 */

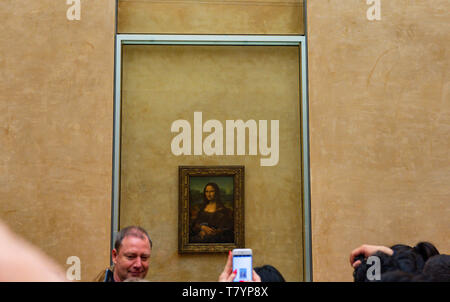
xmin=232 ymin=249 xmax=253 ymax=282
xmin=218 ymin=249 xmax=261 ymax=282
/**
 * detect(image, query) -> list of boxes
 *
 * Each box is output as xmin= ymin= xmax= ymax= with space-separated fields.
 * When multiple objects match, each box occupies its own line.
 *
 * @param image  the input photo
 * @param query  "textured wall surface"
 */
xmin=307 ymin=0 xmax=450 ymax=281
xmin=0 ymin=0 xmax=116 ymax=281
xmin=120 ymin=45 xmax=304 ymax=281
xmin=118 ymin=0 xmax=304 ymax=34
xmin=2 ymin=0 xmax=447 ymax=283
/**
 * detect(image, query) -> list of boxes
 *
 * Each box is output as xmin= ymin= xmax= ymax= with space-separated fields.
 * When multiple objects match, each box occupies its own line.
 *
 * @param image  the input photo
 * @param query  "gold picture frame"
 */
xmin=178 ymin=166 xmax=245 ymax=253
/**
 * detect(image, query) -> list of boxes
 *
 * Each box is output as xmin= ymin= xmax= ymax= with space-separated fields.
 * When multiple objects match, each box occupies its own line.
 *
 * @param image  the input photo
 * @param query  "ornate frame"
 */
xmin=178 ymin=165 xmax=245 ymax=253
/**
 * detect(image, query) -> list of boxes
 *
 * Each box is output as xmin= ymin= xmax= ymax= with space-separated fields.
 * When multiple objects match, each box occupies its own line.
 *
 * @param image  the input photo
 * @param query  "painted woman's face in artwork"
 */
xmin=205 ymin=185 xmax=216 ymax=202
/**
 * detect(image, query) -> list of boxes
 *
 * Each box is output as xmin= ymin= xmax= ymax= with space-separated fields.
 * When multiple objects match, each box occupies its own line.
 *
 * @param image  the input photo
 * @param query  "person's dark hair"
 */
xmin=390 ymin=242 xmax=439 ymax=262
xmin=412 ymin=242 xmax=440 ymax=262
xmin=114 ymin=226 xmax=152 ymax=252
xmin=379 ymin=270 xmax=431 ymax=282
xmin=354 ymin=251 xmax=422 ymax=282
xmin=254 ymin=265 xmax=285 ymax=282
xmin=353 ymin=251 xmax=393 ymax=282
xmin=422 ymin=254 xmax=450 ymax=282
xmin=393 ymin=249 xmax=427 ymax=274
xmin=389 ymin=242 xmax=440 ymax=274
xmin=203 ymin=183 xmax=221 ymax=203
xmin=390 ymin=244 xmax=412 ymax=254
xmin=353 ymin=242 xmax=441 ymax=282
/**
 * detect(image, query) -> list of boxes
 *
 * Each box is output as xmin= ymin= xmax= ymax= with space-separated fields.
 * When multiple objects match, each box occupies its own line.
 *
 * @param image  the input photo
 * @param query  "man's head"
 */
xmin=112 ymin=226 xmax=152 ymax=282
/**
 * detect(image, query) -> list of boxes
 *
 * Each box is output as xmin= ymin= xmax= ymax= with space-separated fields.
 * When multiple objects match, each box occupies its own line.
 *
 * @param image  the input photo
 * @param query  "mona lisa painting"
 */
xmin=178 ymin=166 xmax=245 ymax=253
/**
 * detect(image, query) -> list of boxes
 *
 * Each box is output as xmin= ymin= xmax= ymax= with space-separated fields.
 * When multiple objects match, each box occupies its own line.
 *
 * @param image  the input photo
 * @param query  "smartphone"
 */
xmin=232 ymin=248 xmax=253 ymax=282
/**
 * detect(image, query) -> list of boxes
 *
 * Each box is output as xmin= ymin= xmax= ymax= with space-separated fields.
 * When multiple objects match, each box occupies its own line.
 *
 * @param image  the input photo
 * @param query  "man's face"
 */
xmin=112 ymin=235 xmax=151 ymax=282
xmin=205 ymin=185 xmax=216 ymax=201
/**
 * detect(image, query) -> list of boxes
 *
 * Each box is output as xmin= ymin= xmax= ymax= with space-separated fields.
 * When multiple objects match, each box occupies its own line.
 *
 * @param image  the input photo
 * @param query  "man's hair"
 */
xmin=114 ymin=226 xmax=152 ymax=252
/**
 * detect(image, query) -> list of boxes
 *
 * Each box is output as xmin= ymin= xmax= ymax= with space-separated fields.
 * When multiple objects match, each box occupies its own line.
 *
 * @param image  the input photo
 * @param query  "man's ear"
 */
xmin=112 ymin=249 xmax=118 ymax=264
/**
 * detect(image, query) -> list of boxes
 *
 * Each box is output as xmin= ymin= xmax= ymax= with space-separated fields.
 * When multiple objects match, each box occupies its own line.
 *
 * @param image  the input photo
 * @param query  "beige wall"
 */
xmin=0 ymin=0 xmax=116 ymax=281
xmin=120 ymin=45 xmax=304 ymax=281
xmin=118 ymin=0 xmax=304 ymax=34
xmin=2 ymin=0 xmax=448 ymax=283
xmin=308 ymin=0 xmax=450 ymax=281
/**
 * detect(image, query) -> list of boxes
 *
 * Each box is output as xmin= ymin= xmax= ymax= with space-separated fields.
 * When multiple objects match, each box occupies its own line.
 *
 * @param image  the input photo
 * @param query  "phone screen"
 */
xmin=232 ymin=254 xmax=253 ymax=282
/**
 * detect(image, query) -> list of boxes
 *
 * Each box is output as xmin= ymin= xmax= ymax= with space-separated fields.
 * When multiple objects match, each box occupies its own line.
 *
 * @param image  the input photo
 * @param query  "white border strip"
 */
xmin=300 ymin=36 xmax=312 ymax=283
xmin=118 ymin=34 xmax=304 ymax=44
xmin=112 ymin=35 xmax=122 ymax=252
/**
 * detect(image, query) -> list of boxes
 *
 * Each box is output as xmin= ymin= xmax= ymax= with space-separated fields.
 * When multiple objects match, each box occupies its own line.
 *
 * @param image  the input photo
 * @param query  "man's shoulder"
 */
xmin=94 ymin=267 xmax=115 ymax=282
